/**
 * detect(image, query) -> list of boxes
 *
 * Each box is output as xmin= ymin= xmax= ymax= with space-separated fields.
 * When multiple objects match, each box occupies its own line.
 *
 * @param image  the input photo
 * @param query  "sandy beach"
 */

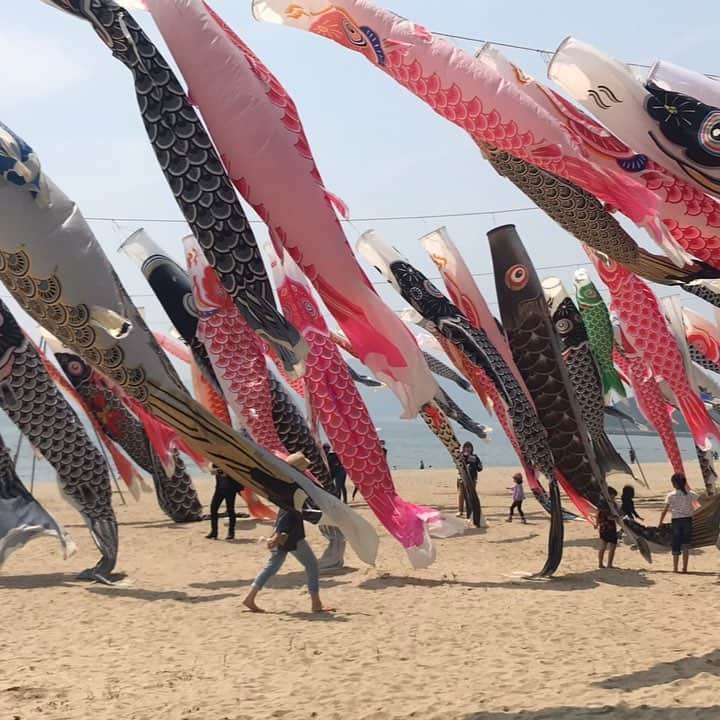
xmin=1 ymin=463 xmax=718 ymax=720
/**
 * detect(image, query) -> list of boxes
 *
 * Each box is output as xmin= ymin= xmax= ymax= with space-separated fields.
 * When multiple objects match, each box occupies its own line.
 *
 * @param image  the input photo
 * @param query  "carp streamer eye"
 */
xmin=556 ymin=318 xmax=573 ymax=334
xmin=342 ymin=19 xmax=368 ymax=47
xmin=303 ymin=300 xmax=316 ymax=317
xmin=505 ymin=264 xmax=529 ymax=291
xmin=68 ymin=359 xmax=83 ymax=376
xmin=423 ymin=279 xmax=444 ymax=298
xmin=699 ymin=112 xmax=720 ymax=157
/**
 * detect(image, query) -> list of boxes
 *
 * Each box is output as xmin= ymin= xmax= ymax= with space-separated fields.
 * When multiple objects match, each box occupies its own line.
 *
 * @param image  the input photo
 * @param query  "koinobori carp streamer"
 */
xmin=42 ymin=0 xmax=307 ymax=376
xmin=0 ymin=298 xmax=118 ymax=582
xmin=55 ymin=351 xmax=203 ymax=523
xmin=0 ymin=432 xmax=75 ymax=569
xmin=0 ymin=118 xmax=378 ymax=566
xmin=550 ymin=37 xmax=720 ymax=201
xmin=255 ymin=0 xmax=671 ymax=235
xmin=140 ymin=0 xmax=437 ymax=417
xmin=358 ymin=229 xmax=565 ymax=575
xmin=542 ymin=277 xmax=634 ymax=480
xmin=270 ymin=245 xmax=458 ymax=567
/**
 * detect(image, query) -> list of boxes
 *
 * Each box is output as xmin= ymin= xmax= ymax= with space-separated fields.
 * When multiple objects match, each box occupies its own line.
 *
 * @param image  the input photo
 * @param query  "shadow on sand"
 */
xmin=464 ymin=706 xmax=718 ymax=719
xmin=86 ymin=586 xmax=238 ymax=603
xmin=190 ymin=566 xmax=358 ymax=592
xmin=0 ymin=571 xmax=128 ymax=589
xmin=594 ymin=648 xmax=720 ymax=691
xmin=358 ymin=567 xmax=654 ymax=593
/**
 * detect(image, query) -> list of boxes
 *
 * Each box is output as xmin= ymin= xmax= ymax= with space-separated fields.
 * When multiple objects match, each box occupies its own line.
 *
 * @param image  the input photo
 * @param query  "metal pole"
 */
xmin=12 ymin=429 xmax=23 ymax=467
xmin=93 ymin=425 xmax=126 ymax=506
xmin=619 ymin=419 xmax=648 ymax=487
xmin=29 ymin=446 xmax=37 ymax=494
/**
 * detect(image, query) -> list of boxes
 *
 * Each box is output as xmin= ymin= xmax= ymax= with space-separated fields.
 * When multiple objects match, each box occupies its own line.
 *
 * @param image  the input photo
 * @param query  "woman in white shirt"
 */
xmin=659 ymin=473 xmax=700 ymax=573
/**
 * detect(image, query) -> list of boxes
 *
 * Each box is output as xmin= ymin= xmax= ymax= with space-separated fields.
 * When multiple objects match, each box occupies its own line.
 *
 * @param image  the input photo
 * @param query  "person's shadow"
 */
xmin=593 ymin=648 xmax=720 ymax=691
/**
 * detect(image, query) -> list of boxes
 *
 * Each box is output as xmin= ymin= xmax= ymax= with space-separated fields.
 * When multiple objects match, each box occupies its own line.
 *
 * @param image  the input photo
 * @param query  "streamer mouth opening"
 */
xmin=117 ymin=228 xmax=151 ymax=263
xmin=573 ymin=268 xmax=591 ymax=285
xmin=251 ymin=1 xmax=284 ymax=23
xmin=89 ymin=307 xmax=132 ymax=339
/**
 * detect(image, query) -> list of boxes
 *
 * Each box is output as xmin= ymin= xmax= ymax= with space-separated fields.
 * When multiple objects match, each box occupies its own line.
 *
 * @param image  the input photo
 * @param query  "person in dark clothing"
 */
xmin=323 ymin=443 xmax=348 ymax=503
xmin=620 ymin=485 xmax=643 ymax=521
xmin=243 ymin=508 xmax=332 ymax=613
xmin=206 ymin=466 xmax=241 ymax=541
xmin=594 ymin=486 xmax=618 ymax=568
xmin=457 ymin=441 xmax=482 ymax=518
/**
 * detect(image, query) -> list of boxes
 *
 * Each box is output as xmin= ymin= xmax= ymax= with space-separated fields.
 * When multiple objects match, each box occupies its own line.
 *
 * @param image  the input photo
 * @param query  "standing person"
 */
xmin=323 ymin=443 xmax=347 ymax=504
xmin=457 ymin=441 xmax=482 ymax=519
xmin=594 ymin=486 xmax=618 ymax=569
xmin=621 ymin=485 xmax=643 ymax=521
xmin=206 ymin=466 xmax=240 ymax=540
xmin=506 ymin=472 xmax=526 ymax=523
xmin=659 ymin=473 xmax=700 ymax=573
xmin=243 ymin=508 xmax=332 ymax=613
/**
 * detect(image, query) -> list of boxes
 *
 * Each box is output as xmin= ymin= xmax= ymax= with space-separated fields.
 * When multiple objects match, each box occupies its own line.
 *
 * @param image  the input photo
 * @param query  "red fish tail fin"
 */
xmin=554 ymin=468 xmax=596 ymax=524
xmin=241 ymin=488 xmax=277 ymax=520
xmin=677 ymin=392 xmax=720 ymax=450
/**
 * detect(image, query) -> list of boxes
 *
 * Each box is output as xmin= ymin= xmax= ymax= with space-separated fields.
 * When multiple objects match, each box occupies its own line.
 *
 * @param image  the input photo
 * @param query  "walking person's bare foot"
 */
xmin=311 ymin=603 xmax=335 ymax=613
xmin=243 ymin=597 xmax=265 ymax=613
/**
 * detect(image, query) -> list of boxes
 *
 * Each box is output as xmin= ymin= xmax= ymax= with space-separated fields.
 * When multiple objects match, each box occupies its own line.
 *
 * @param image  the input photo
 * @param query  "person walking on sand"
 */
xmin=659 ymin=473 xmax=700 ymax=573
xmin=206 ymin=465 xmax=240 ymax=541
xmin=506 ymin=473 xmax=526 ymax=523
xmin=594 ymin=486 xmax=618 ymax=569
xmin=243 ymin=508 xmax=333 ymax=613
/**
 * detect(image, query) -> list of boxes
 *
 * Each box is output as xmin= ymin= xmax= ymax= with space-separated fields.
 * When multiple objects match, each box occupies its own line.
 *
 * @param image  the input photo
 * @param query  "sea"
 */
xmin=9 ymin=409 xmax=699 ymax=492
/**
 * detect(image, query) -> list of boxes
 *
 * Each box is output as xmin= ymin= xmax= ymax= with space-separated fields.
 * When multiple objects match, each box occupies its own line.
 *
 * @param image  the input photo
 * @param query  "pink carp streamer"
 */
xmin=144 ymin=0 xmax=436 ymax=417
xmin=420 ymin=227 xmax=534 ymax=411
xmin=254 ymin=0 xmax=663 ymax=231
xmin=613 ymin=336 xmax=684 ymax=475
xmin=184 ymin=235 xmax=287 ymax=458
xmin=266 ymin=344 xmax=307 ymax=398
xmin=684 ymin=308 xmax=720 ymax=364
xmin=478 ymin=45 xmax=720 ymax=267
xmin=269 ymin=246 xmax=455 ymax=566
xmin=588 ymin=249 xmax=720 ymax=450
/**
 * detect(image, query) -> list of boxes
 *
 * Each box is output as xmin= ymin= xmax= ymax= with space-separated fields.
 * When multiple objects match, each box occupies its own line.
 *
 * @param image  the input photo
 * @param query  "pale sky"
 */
xmin=3 ymin=0 xmax=719 ymax=423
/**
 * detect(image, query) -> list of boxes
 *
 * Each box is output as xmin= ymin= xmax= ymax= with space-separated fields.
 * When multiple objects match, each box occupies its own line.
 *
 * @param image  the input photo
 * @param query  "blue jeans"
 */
xmin=252 ymin=539 xmax=320 ymax=593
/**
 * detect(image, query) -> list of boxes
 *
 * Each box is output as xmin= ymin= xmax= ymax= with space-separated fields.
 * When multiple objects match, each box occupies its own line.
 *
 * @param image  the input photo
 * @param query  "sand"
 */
xmin=1 ymin=463 xmax=718 ymax=720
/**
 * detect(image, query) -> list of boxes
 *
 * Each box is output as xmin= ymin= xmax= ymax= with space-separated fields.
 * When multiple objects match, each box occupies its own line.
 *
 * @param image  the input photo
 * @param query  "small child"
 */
xmin=621 ymin=485 xmax=643 ymax=521
xmin=594 ymin=486 xmax=618 ymax=569
xmin=506 ymin=472 xmax=526 ymax=523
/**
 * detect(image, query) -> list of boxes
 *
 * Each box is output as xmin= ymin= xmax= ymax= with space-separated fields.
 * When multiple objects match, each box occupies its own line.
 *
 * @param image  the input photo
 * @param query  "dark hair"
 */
xmin=462 ymin=441 xmax=474 ymax=453
xmin=621 ymin=485 xmax=635 ymax=503
xmin=607 ymin=486 xmax=618 ymax=498
xmin=513 ymin=473 xmax=522 ymax=482
xmin=671 ymin=473 xmax=688 ymax=494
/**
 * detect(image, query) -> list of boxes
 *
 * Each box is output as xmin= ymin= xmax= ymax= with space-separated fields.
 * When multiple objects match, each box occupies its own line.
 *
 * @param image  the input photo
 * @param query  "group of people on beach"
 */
xmin=203 ymin=439 xmax=706 ymax=614
xmin=595 ymin=473 xmax=701 ymax=573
